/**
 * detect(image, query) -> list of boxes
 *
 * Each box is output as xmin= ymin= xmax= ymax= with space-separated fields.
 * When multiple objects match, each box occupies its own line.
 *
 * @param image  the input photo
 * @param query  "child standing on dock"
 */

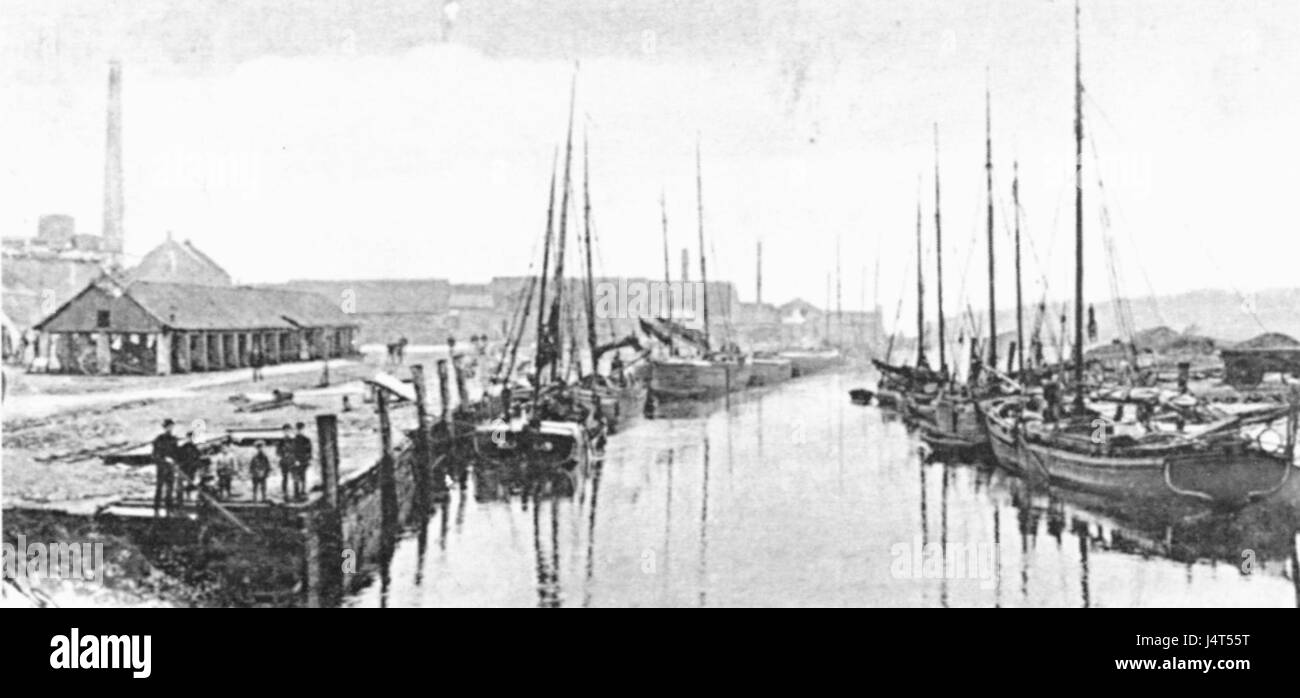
xmin=213 ymin=445 xmax=238 ymax=500
xmin=292 ymin=422 xmax=312 ymax=501
xmin=277 ymin=425 xmax=296 ymax=501
xmin=249 ymin=441 xmax=271 ymax=502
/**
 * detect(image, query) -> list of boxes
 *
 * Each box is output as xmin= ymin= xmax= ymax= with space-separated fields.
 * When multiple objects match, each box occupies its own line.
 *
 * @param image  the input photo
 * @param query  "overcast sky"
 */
xmin=3 ymin=0 xmax=1298 ymax=334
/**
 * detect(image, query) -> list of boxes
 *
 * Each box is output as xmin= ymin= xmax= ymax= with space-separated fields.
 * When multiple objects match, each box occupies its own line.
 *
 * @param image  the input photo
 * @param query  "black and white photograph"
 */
xmin=3 ymin=0 xmax=1299 ymax=643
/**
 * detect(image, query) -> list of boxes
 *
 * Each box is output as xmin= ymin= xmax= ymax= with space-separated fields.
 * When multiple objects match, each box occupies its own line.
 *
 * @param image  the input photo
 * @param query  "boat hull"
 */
xmin=572 ymin=383 xmax=647 ymax=433
xmin=920 ymin=394 xmax=990 ymax=459
xmin=750 ymin=359 xmax=794 ymax=386
xmin=978 ymin=397 xmax=1293 ymax=506
xmin=470 ymin=419 xmax=600 ymax=485
xmin=875 ymin=387 xmax=903 ymax=409
xmin=649 ymin=360 xmax=752 ymax=402
xmin=778 ymin=350 xmax=842 ymax=377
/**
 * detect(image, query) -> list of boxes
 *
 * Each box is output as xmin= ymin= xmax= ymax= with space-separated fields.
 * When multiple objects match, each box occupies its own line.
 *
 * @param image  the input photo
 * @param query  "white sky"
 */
xmin=2 ymin=0 xmax=1298 ymax=335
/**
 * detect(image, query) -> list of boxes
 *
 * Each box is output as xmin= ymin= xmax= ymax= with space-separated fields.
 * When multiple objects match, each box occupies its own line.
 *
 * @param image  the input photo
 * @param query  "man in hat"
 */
xmin=249 ymin=441 xmax=271 ymax=502
xmin=176 ymin=431 xmax=203 ymax=504
xmin=152 ymin=419 xmax=179 ymax=514
xmin=292 ymin=422 xmax=312 ymax=500
xmin=276 ymin=424 xmax=296 ymax=501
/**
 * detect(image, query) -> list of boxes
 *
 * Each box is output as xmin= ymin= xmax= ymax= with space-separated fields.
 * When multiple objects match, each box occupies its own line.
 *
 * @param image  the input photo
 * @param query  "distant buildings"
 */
xmin=269 ymin=276 xmax=884 ymax=353
xmin=2 ymin=61 xmax=127 ymax=363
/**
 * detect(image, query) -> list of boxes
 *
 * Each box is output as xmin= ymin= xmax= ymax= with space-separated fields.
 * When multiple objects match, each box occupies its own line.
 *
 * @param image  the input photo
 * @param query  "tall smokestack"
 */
xmin=102 ymin=60 xmax=124 ymax=265
xmin=680 ymin=247 xmax=690 ymax=282
xmin=756 ymin=240 xmax=763 ymax=304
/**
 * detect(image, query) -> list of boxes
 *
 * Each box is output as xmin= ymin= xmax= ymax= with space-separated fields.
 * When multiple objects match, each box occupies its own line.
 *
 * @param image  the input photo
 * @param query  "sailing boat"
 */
xmin=874 ymin=177 xmax=946 ymax=418
xmin=473 ymin=73 xmax=604 ymax=481
xmin=920 ymin=107 xmax=1000 ymax=458
xmin=571 ymin=129 xmax=650 ymax=432
xmin=978 ymin=1 xmax=1297 ymax=506
xmin=647 ymin=141 xmax=753 ymax=404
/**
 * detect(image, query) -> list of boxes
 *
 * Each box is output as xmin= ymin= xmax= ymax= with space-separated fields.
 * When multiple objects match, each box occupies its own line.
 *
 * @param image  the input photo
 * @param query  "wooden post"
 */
xmin=312 ymin=413 xmax=344 ymax=607
xmin=453 ymin=355 xmax=470 ymax=407
xmin=213 ymin=331 xmax=226 ymax=369
xmin=408 ymin=364 xmax=442 ymax=503
xmin=95 ymin=331 xmax=111 ymax=375
xmin=155 ymin=331 xmax=172 ymax=375
xmin=376 ymin=390 xmax=398 ymax=534
xmin=317 ymin=414 xmax=341 ymax=510
xmin=436 ymin=359 xmax=452 ymax=423
xmin=174 ymin=331 xmax=189 ymax=373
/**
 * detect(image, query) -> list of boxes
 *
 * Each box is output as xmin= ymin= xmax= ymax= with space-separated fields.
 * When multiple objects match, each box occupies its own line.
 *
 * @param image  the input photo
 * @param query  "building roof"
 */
xmin=37 ymin=280 xmax=357 ymax=333
xmin=126 ymin=236 xmax=232 ymax=286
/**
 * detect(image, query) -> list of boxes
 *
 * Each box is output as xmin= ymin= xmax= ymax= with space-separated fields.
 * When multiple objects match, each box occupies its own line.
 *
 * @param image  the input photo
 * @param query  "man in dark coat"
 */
xmin=249 ymin=441 xmax=271 ymax=502
xmin=250 ymin=345 xmax=265 ymax=382
xmin=276 ymin=424 xmax=295 ymax=501
xmin=292 ymin=422 xmax=312 ymax=500
xmin=152 ymin=419 xmax=178 ymax=514
xmin=176 ymin=432 xmax=203 ymax=504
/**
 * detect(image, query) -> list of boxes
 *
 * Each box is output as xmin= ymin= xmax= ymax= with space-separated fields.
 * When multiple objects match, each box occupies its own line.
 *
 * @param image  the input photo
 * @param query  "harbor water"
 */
xmin=344 ymin=370 xmax=1300 ymax=608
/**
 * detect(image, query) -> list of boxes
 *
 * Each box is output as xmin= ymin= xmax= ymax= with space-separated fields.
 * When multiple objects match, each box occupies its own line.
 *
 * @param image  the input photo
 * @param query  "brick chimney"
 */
xmin=102 ymin=60 xmax=124 ymax=266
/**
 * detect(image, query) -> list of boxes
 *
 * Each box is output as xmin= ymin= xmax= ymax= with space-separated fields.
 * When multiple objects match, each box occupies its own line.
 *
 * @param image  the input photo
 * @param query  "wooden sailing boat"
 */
xmin=647 ymin=140 xmax=753 ymax=404
xmin=979 ymin=1 xmax=1297 ymax=506
xmin=750 ymin=239 xmax=796 ymax=386
xmin=473 ymin=72 xmax=603 ymax=479
xmin=920 ymin=103 xmax=999 ymax=458
xmin=571 ymin=129 xmax=649 ymax=432
xmin=871 ymin=178 xmax=945 ymax=411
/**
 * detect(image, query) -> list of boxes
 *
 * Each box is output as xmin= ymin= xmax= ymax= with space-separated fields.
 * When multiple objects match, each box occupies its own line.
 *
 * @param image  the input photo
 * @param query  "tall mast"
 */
xmin=661 ymin=191 xmax=672 ymax=289
xmin=756 ymin=239 xmax=763 ymax=304
xmin=835 ymin=235 xmax=842 ymax=347
xmin=915 ymin=187 xmax=925 ymax=367
xmin=582 ymin=128 xmax=598 ymax=378
xmin=696 ymin=138 xmax=711 ymax=351
xmin=933 ymin=124 xmax=947 ymax=376
xmin=533 ymin=150 xmax=559 ymax=403
xmin=546 ymin=70 xmax=578 ymax=383
xmin=985 ymin=78 xmax=998 ymax=371
xmin=1072 ymin=0 xmax=1085 ymax=408
xmin=1014 ymin=161 xmax=1025 ymax=377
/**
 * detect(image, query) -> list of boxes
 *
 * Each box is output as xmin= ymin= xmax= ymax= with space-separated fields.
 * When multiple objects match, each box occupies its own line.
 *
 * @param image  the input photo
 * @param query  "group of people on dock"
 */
xmin=150 ymin=419 xmax=314 ymax=512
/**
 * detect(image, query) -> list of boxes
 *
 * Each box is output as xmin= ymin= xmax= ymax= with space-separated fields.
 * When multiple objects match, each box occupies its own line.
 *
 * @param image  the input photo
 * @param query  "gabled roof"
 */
xmin=36 ymin=280 xmax=357 ymax=332
xmin=128 ymin=282 xmax=356 ymax=330
xmin=126 ymin=237 xmax=232 ymax=287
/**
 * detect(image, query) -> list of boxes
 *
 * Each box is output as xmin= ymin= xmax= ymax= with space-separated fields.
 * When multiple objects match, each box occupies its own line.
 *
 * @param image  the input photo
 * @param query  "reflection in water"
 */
xmin=345 ymin=371 xmax=1300 ymax=607
xmin=698 ymin=432 xmax=710 ymax=607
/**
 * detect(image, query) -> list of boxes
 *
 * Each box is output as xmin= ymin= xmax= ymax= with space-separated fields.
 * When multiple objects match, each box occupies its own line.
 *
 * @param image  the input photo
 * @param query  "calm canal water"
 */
xmin=345 ymin=370 xmax=1300 ymax=608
